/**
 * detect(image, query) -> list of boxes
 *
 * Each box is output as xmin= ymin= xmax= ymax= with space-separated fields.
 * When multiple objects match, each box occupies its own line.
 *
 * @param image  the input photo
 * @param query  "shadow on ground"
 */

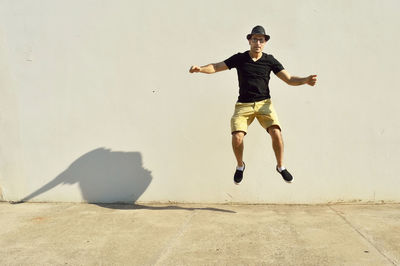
xmin=96 ymin=203 xmax=236 ymax=213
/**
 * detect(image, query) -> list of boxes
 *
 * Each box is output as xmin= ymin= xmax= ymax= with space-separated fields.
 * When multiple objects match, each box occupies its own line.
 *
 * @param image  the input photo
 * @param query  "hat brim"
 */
xmin=246 ymin=34 xmax=270 ymax=41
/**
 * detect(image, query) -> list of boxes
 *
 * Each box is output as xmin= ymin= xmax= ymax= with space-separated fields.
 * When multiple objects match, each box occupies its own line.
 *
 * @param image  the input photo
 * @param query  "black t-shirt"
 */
xmin=224 ymin=51 xmax=284 ymax=103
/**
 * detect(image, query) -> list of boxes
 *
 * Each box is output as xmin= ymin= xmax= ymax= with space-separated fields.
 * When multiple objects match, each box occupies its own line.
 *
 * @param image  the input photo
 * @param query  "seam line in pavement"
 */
xmin=328 ymin=205 xmax=396 ymax=266
xmin=153 ymin=210 xmax=197 ymax=266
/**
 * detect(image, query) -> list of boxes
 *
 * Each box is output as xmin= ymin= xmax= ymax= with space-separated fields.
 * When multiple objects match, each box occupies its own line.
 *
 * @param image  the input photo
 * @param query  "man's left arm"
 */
xmin=276 ymin=69 xmax=317 ymax=86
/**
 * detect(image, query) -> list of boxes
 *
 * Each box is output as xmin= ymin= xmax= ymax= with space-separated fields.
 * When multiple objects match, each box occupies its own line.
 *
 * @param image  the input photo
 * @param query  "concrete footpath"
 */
xmin=0 ymin=202 xmax=399 ymax=265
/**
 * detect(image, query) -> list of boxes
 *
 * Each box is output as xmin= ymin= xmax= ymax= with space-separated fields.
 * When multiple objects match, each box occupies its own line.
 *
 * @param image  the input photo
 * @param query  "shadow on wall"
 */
xmin=17 ymin=148 xmax=152 ymax=204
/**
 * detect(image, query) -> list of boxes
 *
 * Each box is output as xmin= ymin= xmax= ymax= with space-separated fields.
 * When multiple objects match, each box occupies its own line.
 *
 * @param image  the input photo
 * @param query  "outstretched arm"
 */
xmin=276 ymin=69 xmax=317 ymax=86
xmin=189 ymin=62 xmax=228 ymax=74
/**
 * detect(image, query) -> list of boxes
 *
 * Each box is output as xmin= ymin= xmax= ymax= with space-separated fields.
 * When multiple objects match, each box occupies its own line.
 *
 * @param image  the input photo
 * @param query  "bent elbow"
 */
xmin=211 ymin=64 xmax=219 ymax=73
xmin=286 ymin=77 xmax=299 ymax=86
xmin=285 ymin=79 xmax=293 ymax=85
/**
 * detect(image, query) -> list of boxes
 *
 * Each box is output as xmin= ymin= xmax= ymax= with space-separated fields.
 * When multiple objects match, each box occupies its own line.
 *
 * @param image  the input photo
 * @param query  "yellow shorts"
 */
xmin=230 ymin=99 xmax=281 ymax=134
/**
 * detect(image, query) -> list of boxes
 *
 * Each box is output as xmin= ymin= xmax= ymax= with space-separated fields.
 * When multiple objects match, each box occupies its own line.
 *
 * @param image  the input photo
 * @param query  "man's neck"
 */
xmin=248 ymin=50 xmax=263 ymax=61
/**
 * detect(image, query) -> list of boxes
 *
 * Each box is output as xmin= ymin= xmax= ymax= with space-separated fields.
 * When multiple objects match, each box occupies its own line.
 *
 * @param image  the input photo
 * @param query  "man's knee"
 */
xmin=267 ymin=125 xmax=281 ymax=137
xmin=232 ymin=131 xmax=245 ymax=145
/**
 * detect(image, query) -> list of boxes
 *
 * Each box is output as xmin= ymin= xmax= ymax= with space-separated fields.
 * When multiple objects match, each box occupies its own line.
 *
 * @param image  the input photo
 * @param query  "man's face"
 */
xmin=248 ymin=34 xmax=267 ymax=53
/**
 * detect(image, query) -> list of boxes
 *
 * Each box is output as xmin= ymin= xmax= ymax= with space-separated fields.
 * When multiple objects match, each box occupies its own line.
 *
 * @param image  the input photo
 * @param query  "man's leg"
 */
xmin=267 ymin=125 xmax=284 ymax=168
xmin=268 ymin=125 xmax=293 ymax=183
xmin=232 ymin=131 xmax=246 ymax=184
xmin=231 ymin=102 xmax=253 ymax=184
xmin=232 ymin=131 xmax=245 ymax=167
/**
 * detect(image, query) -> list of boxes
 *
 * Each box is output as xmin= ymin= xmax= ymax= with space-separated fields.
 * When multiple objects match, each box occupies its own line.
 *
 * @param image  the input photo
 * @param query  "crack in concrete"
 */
xmin=153 ymin=210 xmax=197 ymax=265
xmin=328 ymin=205 xmax=397 ymax=266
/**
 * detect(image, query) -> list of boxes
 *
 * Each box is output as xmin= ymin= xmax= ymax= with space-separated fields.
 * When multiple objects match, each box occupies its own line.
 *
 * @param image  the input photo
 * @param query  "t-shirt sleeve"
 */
xmin=224 ymin=53 xmax=241 ymax=70
xmin=270 ymin=55 xmax=285 ymax=74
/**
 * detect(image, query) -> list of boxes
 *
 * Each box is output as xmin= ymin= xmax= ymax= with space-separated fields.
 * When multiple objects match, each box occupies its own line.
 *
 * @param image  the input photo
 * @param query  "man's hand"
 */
xmin=307 ymin=75 xmax=317 ymax=86
xmin=189 ymin=66 xmax=201 ymax=73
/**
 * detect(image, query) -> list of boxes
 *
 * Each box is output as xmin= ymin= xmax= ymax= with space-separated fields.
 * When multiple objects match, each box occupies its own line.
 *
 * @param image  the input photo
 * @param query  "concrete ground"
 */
xmin=0 ymin=202 xmax=399 ymax=266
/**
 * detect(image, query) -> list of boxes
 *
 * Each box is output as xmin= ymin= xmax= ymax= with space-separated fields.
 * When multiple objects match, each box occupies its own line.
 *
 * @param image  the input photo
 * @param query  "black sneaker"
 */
xmin=276 ymin=166 xmax=293 ymax=183
xmin=234 ymin=162 xmax=245 ymax=185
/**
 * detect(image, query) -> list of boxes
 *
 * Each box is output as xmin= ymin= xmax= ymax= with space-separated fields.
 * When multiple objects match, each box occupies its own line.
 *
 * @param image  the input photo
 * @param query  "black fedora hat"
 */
xmin=246 ymin=25 xmax=270 ymax=41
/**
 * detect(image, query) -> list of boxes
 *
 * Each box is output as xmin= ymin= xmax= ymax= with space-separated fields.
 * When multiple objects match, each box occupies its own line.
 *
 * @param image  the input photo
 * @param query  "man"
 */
xmin=189 ymin=25 xmax=317 ymax=184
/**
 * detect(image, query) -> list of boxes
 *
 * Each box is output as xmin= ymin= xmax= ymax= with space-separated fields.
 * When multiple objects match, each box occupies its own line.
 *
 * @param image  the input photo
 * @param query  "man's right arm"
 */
xmin=189 ymin=62 xmax=228 ymax=74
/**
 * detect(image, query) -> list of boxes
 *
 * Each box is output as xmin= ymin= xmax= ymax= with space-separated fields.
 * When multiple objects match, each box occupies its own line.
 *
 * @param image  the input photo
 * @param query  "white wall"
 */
xmin=1 ymin=0 xmax=399 ymax=203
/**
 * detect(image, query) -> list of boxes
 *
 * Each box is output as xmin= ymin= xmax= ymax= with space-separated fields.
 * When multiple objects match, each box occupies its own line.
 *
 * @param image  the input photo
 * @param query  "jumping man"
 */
xmin=189 ymin=25 xmax=317 ymax=184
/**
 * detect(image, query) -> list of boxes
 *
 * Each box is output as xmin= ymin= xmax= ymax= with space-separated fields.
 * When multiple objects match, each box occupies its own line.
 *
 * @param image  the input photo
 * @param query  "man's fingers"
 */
xmin=309 ymin=75 xmax=317 ymax=84
xmin=307 ymin=75 xmax=317 ymax=86
xmin=189 ymin=66 xmax=200 ymax=73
